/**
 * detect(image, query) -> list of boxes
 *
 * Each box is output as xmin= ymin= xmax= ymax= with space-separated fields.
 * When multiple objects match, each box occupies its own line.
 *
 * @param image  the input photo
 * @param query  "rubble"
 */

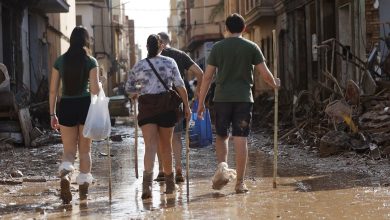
xmin=10 ymin=170 xmax=23 ymax=178
xmin=292 ymin=86 xmax=390 ymax=158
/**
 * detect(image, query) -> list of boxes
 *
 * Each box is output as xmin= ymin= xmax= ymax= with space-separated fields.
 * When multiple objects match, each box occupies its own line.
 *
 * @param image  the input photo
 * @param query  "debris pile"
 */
xmin=258 ymin=85 xmax=390 ymax=159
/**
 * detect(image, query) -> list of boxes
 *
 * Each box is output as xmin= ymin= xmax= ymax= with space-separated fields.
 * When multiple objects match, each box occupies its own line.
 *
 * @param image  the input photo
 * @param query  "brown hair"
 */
xmin=63 ymin=26 xmax=91 ymax=96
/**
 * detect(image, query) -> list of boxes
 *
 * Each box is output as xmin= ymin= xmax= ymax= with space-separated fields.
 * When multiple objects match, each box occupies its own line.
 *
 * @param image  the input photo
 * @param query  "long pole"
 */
xmin=107 ymin=138 xmax=112 ymax=203
xmin=185 ymin=119 xmax=190 ymax=200
xmin=272 ymin=30 xmax=279 ymax=189
xmin=134 ymin=99 xmax=139 ymax=179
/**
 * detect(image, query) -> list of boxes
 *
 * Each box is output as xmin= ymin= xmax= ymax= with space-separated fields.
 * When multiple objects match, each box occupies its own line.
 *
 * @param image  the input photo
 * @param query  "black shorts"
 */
xmin=138 ymin=110 xmax=177 ymax=128
xmin=58 ymin=96 xmax=90 ymax=127
xmin=214 ymin=102 xmax=253 ymax=137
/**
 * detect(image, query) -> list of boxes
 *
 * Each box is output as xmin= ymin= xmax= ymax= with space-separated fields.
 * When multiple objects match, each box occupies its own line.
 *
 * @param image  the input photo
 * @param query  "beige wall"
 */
xmin=76 ymin=1 xmax=112 ymax=95
xmin=225 ymin=0 xmax=276 ymax=97
xmin=247 ymin=21 xmax=276 ymax=96
xmin=189 ymin=0 xmax=224 ymax=40
xmin=224 ymin=0 xmax=239 ymax=17
xmin=168 ymin=0 xmax=186 ymax=49
xmin=60 ymin=0 xmax=76 ymax=54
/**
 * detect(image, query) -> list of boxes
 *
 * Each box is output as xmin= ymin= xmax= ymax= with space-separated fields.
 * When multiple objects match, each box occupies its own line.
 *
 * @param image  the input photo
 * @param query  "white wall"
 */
xmin=75 ymin=5 xmax=94 ymax=38
xmin=112 ymin=0 xmax=124 ymax=24
xmin=60 ymin=0 xmax=76 ymax=54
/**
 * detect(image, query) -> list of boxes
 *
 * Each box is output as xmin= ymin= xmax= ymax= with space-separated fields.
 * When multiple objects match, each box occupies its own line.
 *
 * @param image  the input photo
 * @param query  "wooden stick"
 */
xmin=107 ymin=137 xmax=112 ymax=203
xmin=272 ymin=30 xmax=279 ymax=189
xmin=134 ymin=99 xmax=139 ymax=179
xmin=185 ymin=119 xmax=190 ymax=200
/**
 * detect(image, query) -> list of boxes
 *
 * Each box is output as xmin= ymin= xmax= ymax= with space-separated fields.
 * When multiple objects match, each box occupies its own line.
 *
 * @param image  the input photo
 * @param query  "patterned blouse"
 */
xmin=125 ymin=55 xmax=185 ymax=95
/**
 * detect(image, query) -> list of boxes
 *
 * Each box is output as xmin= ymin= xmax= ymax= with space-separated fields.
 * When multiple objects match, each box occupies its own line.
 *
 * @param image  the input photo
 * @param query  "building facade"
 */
xmin=185 ymin=0 xmax=224 ymax=74
xmin=0 ymin=0 xmax=70 ymax=102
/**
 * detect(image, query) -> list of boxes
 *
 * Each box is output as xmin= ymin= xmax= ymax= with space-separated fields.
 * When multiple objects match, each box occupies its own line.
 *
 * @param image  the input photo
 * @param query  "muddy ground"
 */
xmin=1 ymin=118 xmax=390 ymax=218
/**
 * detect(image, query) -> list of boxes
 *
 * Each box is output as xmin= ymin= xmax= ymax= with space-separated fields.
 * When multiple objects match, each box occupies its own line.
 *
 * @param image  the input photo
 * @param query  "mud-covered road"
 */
xmin=1 ymin=118 xmax=390 ymax=219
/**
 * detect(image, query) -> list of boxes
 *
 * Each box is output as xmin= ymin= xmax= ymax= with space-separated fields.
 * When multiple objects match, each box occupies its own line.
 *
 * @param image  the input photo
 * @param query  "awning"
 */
xmin=35 ymin=0 xmax=70 ymax=13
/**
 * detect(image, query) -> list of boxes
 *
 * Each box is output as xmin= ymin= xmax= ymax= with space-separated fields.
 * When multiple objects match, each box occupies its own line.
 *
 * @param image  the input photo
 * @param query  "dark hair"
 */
xmin=147 ymin=34 xmax=160 ymax=58
xmin=158 ymin=32 xmax=170 ymax=45
xmin=225 ymin=13 xmax=245 ymax=33
xmin=63 ymin=26 xmax=91 ymax=96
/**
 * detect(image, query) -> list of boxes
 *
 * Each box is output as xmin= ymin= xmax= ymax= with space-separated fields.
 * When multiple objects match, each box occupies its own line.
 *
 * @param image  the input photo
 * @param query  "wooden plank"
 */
xmin=18 ymin=107 xmax=32 ymax=147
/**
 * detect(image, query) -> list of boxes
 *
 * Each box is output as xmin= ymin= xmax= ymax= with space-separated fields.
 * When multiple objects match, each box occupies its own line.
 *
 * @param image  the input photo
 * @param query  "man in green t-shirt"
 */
xmin=197 ymin=13 xmax=280 ymax=193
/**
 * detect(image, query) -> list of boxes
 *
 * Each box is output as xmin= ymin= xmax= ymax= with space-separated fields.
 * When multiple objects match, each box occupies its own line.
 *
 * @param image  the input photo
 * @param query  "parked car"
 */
xmin=108 ymin=95 xmax=131 ymax=125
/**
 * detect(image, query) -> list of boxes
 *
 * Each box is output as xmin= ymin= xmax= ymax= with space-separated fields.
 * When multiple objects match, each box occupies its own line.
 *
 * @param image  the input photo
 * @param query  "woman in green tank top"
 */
xmin=49 ymin=26 xmax=100 ymax=204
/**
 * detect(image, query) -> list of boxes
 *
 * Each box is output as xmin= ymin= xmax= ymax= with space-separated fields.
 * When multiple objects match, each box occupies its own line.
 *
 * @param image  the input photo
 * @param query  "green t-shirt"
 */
xmin=207 ymin=37 xmax=265 ymax=103
xmin=53 ymin=55 xmax=98 ymax=98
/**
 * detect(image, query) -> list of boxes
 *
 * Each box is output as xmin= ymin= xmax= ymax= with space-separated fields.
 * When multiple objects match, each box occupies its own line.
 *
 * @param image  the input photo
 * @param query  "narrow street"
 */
xmin=1 ymin=0 xmax=390 ymax=219
xmin=1 ymin=118 xmax=390 ymax=219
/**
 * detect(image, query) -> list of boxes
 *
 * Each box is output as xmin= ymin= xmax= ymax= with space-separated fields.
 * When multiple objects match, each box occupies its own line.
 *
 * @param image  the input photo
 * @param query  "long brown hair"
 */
xmin=63 ymin=26 xmax=91 ymax=96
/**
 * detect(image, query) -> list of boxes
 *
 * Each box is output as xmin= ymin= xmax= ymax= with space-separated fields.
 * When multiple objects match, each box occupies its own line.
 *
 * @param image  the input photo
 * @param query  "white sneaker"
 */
xmin=212 ymin=162 xmax=237 ymax=190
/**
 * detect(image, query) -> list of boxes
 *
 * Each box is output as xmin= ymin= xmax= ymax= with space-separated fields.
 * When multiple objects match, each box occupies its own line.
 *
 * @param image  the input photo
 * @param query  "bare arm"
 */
xmin=254 ymin=62 xmax=280 ymax=89
xmin=49 ymin=68 xmax=60 ymax=130
xmin=49 ymin=68 xmax=60 ymax=116
xmin=176 ymin=86 xmax=191 ymax=120
xmin=89 ymin=67 xmax=100 ymax=95
xmin=197 ymin=64 xmax=216 ymax=119
xmin=188 ymin=63 xmax=204 ymax=98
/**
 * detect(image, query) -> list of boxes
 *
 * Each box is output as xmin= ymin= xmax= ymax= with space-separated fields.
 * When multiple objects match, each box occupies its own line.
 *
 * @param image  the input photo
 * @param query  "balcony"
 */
xmin=244 ymin=0 xmax=276 ymax=25
xmin=35 ymin=0 xmax=70 ymax=13
xmin=186 ymin=22 xmax=223 ymax=51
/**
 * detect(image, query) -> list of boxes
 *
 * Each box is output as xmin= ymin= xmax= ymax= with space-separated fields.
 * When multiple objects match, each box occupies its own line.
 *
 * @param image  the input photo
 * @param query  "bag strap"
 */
xmin=146 ymin=58 xmax=170 ymax=91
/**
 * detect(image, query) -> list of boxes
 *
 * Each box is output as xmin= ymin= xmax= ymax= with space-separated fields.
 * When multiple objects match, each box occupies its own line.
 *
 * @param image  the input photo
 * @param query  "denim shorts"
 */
xmin=213 ymin=102 xmax=253 ymax=137
xmin=58 ymin=96 xmax=90 ymax=127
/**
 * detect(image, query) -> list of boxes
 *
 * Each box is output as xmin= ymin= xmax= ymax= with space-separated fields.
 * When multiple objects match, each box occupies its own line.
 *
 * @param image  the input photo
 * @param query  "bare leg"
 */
xmin=158 ymin=126 xmax=174 ymax=175
xmin=140 ymin=124 xmax=159 ymax=200
xmin=59 ymin=125 xmax=79 ymax=204
xmin=172 ymin=132 xmax=182 ymax=171
xmin=232 ymin=136 xmax=248 ymax=181
xmin=60 ymin=125 xmax=78 ymax=166
xmin=157 ymin=139 xmax=164 ymax=173
xmin=141 ymin=124 xmax=159 ymax=173
xmin=78 ymin=125 xmax=92 ymax=174
xmin=215 ymin=135 xmax=229 ymax=163
xmin=159 ymin=126 xmax=175 ymax=193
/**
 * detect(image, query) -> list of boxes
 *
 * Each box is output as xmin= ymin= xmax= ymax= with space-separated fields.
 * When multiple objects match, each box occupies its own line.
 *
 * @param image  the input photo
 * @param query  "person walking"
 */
xmin=153 ymin=32 xmax=204 ymax=183
xmin=125 ymin=34 xmax=191 ymax=200
xmin=49 ymin=26 xmax=100 ymax=204
xmin=197 ymin=13 xmax=280 ymax=193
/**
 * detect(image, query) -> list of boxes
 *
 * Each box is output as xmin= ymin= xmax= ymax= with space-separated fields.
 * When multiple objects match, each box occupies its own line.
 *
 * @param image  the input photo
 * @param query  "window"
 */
xmin=76 ymin=15 xmax=82 ymax=26
xmin=246 ymin=0 xmax=259 ymax=12
xmin=113 ymin=15 xmax=119 ymax=23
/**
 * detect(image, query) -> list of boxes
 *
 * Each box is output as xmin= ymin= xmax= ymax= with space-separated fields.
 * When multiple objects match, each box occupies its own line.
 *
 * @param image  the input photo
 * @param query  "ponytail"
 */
xmin=146 ymin=34 xmax=160 ymax=58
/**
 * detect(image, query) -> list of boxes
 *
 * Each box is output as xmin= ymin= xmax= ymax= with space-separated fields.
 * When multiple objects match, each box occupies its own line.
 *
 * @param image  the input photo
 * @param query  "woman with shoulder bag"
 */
xmin=125 ymin=34 xmax=191 ymax=200
xmin=49 ymin=26 xmax=100 ymax=204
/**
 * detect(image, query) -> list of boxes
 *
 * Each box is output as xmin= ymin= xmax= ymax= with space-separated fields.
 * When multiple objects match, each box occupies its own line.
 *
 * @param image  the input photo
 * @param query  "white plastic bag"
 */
xmin=212 ymin=162 xmax=237 ymax=190
xmin=83 ymin=84 xmax=111 ymax=140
